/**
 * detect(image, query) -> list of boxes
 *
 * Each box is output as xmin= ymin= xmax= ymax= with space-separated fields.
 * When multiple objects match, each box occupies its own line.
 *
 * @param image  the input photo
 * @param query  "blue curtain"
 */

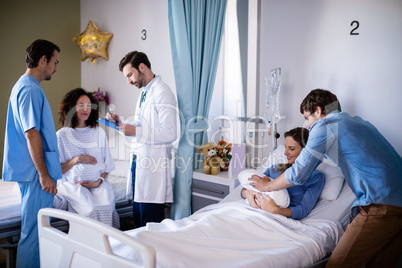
xmin=168 ymin=0 xmax=227 ymax=219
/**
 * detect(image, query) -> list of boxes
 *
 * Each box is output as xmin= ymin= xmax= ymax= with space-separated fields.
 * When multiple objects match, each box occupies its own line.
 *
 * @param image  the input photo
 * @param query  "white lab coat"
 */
xmin=125 ymin=76 xmax=178 ymax=203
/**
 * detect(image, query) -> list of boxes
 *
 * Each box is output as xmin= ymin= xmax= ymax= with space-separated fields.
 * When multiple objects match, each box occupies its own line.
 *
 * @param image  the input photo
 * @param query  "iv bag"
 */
xmin=265 ymin=67 xmax=282 ymax=122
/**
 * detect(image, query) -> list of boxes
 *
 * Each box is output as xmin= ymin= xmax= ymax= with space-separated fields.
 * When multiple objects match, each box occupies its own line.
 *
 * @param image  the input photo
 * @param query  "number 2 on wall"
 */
xmin=350 ymin=21 xmax=359 ymax=35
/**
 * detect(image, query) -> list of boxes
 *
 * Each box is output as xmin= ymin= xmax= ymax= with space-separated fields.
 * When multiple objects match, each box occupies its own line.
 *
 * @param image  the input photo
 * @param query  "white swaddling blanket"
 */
xmin=238 ymin=169 xmax=290 ymax=208
xmin=111 ymin=201 xmax=343 ymax=268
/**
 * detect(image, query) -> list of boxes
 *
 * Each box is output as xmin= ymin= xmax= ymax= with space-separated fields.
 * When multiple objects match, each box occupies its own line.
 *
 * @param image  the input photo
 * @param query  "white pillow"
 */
xmin=316 ymin=159 xmax=345 ymax=201
xmin=110 ymin=160 xmax=131 ymax=177
xmin=238 ymin=169 xmax=290 ymax=208
xmin=257 ymin=144 xmax=287 ymax=173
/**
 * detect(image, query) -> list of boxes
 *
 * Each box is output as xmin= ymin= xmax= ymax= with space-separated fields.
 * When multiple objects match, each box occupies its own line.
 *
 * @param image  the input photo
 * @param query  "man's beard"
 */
xmin=135 ymin=72 xmax=146 ymax=88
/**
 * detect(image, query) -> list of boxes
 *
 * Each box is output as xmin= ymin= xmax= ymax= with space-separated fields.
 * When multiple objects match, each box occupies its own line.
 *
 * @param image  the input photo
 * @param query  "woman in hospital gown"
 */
xmin=54 ymin=88 xmax=119 ymax=228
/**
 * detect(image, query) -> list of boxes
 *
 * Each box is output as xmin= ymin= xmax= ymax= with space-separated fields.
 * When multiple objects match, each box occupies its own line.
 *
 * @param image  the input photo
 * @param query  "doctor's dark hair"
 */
xmin=276 ymin=127 xmax=309 ymax=173
xmin=300 ymin=89 xmax=342 ymax=115
xmin=119 ymin=51 xmax=151 ymax=72
xmin=59 ymin=88 xmax=99 ymax=128
xmin=25 ymin=39 xmax=60 ymax=68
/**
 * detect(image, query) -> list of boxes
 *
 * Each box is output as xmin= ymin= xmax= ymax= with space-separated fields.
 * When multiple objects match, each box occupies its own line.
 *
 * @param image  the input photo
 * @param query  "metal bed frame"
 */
xmin=0 ymin=200 xmax=133 ymax=268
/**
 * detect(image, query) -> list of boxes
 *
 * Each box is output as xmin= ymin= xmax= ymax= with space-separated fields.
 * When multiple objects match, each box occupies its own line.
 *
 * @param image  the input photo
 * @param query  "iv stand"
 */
xmin=265 ymin=67 xmax=285 ymax=150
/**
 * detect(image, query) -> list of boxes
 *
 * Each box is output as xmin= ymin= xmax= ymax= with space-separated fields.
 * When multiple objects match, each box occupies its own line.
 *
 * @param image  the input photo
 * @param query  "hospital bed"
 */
xmin=37 ymin=160 xmax=356 ymax=268
xmin=0 ymin=159 xmax=132 ymax=268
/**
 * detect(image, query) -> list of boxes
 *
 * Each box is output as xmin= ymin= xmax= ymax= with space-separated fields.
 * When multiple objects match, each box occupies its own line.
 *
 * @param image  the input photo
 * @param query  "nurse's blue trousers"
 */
xmin=17 ymin=176 xmax=53 ymax=268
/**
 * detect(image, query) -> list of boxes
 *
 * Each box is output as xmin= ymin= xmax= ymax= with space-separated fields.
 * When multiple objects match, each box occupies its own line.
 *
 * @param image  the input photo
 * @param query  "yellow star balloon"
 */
xmin=72 ymin=20 xmax=113 ymax=63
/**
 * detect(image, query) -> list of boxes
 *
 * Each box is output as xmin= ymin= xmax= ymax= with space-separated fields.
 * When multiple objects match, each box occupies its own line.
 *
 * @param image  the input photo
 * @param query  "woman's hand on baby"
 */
xmin=242 ymin=189 xmax=260 ymax=209
xmin=248 ymin=175 xmax=270 ymax=192
xmin=75 ymin=180 xmax=101 ymax=189
xmin=255 ymin=194 xmax=278 ymax=214
xmin=76 ymin=155 xmax=97 ymax=165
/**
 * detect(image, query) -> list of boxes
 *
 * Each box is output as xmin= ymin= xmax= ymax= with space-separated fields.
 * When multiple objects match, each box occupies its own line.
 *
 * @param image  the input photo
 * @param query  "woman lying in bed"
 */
xmin=53 ymin=88 xmax=119 ymax=228
xmin=242 ymin=127 xmax=325 ymax=219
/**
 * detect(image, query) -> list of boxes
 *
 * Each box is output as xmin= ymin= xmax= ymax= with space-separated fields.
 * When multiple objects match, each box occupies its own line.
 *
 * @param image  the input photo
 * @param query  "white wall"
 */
xmin=80 ymin=0 xmax=175 ymax=160
xmin=259 ymin=0 xmax=402 ymax=156
xmin=80 ymin=0 xmax=402 ymax=157
xmin=80 ymin=0 xmax=175 ymax=121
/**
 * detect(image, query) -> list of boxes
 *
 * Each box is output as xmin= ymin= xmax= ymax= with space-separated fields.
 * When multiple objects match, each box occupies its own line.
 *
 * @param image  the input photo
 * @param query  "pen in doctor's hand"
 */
xmin=106 ymin=112 xmax=114 ymax=122
xmin=108 ymin=107 xmax=115 ymax=120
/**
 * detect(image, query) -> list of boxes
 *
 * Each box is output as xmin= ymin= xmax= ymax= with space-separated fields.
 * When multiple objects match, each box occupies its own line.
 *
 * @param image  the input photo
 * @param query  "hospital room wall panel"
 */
xmin=80 ymin=0 xmax=401 ymax=158
xmin=80 ymin=0 xmax=176 ymax=124
xmin=259 ymin=0 xmax=402 ymax=156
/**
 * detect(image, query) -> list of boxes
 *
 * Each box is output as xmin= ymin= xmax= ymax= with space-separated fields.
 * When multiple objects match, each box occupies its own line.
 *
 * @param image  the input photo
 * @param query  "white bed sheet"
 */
xmin=303 ymin=182 xmax=355 ymax=228
xmin=0 ymin=181 xmax=21 ymax=222
xmin=108 ymin=174 xmax=129 ymax=203
xmin=110 ymin=184 xmax=355 ymax=268
xmin=0 ymin=171 xmax=129 ymax=224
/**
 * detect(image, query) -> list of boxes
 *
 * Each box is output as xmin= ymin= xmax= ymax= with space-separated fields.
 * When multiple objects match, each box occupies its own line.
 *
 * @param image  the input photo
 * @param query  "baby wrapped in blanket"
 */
xmin=238 ymin=169 xmax=290 ymax=208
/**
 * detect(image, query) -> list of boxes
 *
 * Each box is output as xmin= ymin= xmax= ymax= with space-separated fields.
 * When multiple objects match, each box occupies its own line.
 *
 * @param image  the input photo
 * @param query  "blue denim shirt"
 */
xmin=285 ymin=111 xmax=402 ymax=217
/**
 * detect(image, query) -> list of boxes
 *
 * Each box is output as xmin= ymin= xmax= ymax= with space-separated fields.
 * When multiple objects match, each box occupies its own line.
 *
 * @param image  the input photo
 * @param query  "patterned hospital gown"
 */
xmin=54 ymin=126 xmax=119 ymax=228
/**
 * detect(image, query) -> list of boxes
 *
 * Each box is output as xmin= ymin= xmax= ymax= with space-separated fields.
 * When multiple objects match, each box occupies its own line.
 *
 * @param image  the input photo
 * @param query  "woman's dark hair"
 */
xmin=59 ymin=88 xmax=99 ymax=128
xmin=276 ymin=127 xmax=309 ymax=173
xmin=25 ymin=39 xmax=60 ymax=68
xmin=284 ymin=127 xmax=309 ymax=148
xmin=300 ymin=89 xmax=341 ymax=115
xmin=119 ymin=51 xmax=151 ymax=72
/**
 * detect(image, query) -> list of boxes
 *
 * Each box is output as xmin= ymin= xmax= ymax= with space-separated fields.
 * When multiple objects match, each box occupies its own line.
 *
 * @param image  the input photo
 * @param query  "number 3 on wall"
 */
xmin=350 ymin=21 xmax=359 ymax=35
xmin=142 ymin=29 xmax=147 ymax=40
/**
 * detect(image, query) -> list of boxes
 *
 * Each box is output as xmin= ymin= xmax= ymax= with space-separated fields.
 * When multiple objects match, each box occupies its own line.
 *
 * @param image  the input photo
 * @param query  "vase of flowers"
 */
xmin=92 ymin=88 xmax=110 ymax=105
xmin=216 ymin=140 xmax=232 ymax=171
xmin=92 ymin=88 xmax=109 ymax=117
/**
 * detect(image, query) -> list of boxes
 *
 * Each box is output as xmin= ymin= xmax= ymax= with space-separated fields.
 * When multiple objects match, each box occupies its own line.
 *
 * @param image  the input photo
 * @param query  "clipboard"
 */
xmin=97 ymin=118 xmax=120 ymax=131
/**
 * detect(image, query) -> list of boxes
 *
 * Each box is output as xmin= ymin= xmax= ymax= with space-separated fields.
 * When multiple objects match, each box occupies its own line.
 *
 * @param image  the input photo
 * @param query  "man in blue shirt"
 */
xmin=2 ymin=39 xmax=62 ymax=268
xmin=250 ymin=89 xmax=402 ymax=267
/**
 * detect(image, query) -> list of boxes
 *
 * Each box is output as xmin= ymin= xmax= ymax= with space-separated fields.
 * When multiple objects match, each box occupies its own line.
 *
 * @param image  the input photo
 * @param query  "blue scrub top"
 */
xmin=2 ymin=75 xmax=62 ymax=182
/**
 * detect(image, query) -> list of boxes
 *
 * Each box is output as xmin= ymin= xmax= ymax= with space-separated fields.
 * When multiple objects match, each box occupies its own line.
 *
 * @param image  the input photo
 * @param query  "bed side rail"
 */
xmin=38 ymin=208 xmax=155 ymax=268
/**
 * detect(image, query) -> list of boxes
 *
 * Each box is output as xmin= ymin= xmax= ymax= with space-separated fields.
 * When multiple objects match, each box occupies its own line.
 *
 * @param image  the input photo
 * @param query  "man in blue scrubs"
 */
xmin=2 ymin=39 xmax=62 ymax=268
xmin=250 ymin=89 xmax=402 ymax=267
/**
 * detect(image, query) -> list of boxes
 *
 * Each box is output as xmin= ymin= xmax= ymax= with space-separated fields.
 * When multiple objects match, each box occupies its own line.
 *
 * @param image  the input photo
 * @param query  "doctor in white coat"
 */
xmin=107 ymin=51 xmax=178 ymax=227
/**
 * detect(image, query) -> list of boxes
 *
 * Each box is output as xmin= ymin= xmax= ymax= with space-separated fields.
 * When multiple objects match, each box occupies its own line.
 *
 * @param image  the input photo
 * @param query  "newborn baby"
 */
xmin=238 ymin=169 xmax=290 ymax=208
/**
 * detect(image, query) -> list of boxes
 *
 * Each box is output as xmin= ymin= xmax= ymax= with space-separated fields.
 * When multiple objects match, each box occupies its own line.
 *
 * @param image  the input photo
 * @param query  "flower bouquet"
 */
xmin=92 ymin=88 xmax=109 ymax=105
xmin=216 ymin=140 xmax=232 ymax=171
